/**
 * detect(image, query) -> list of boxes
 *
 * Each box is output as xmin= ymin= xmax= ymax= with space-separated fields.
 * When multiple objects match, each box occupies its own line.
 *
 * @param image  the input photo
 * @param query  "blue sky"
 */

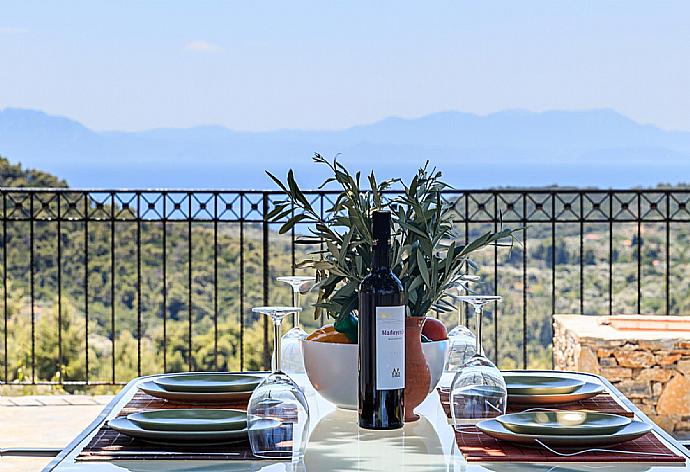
xmin=0 ymin=1 xmax=688 ymax=132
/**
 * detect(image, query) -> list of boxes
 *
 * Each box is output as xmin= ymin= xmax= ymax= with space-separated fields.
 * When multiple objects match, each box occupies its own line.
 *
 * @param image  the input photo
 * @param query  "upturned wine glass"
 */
xmin=446 ymin=276 xmax=480 ymax=339
xmin=248 ymin=307 xmax=310 ymax=460
xmin=444 ymin=292 xmax=480 ymax=374
xmin=449 ymin=296 xmax=507 ymax=427
xmin=276 ymin=275 xmax=315 ymax=373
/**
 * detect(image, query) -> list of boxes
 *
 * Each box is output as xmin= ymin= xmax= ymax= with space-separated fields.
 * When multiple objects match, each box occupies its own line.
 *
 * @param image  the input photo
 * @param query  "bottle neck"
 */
xmin=373 ymin=242 xmax=389 ymax=270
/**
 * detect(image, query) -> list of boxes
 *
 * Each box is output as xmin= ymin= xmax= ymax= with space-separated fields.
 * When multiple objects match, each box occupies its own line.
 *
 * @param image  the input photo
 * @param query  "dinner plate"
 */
xmin=508 ymin=381 xmax=604 ymax=405
xmin=154 ymin=373 xmax=262 ymax=393
xmin=502 ymin=374 xmax=584 ymax=395
xmin=127 ymin=409 xmax=247 ymax=432
xmin=497 ymin=410 xmax=631 ymax=435
xmin=477 ymin=418 xmax=652 ymax=447
xmin=139 ymin=380 xmax=253 ymax=403
xmin=108 ymin=417 xmax=251 ymax=443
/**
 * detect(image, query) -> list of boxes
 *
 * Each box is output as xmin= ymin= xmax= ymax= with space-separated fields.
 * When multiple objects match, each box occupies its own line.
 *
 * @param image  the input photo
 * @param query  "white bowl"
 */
xmin=302 ymin=339 xmax=449 ymax=410
xmin=423 ymin=340 xmax=449 ymax=392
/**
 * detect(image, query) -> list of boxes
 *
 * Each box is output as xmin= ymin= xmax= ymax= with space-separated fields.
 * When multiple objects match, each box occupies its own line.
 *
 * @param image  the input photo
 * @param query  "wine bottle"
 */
xmin=358 ymin=210 xmax=405 ymax=429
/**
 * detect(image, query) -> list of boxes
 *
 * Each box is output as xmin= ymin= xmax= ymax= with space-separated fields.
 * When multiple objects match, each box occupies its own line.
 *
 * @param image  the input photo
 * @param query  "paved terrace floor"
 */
xmin=0 ymin=395 xmax=113 ymax=471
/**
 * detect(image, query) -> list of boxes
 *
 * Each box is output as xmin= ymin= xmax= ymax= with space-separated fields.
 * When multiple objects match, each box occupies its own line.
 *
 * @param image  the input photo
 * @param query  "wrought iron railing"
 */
xmin=0 ymin=188 xmax=687 ymax=387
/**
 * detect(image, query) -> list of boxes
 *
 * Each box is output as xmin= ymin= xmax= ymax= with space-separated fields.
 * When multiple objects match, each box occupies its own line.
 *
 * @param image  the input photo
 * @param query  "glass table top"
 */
xmin=46 ymin=371 xmax=689 ymax=472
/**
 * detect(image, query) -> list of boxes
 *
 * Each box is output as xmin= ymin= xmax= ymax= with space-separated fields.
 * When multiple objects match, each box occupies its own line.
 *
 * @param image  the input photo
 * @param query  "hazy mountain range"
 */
xmin=1 ymin=107 xmax=689 ymax=189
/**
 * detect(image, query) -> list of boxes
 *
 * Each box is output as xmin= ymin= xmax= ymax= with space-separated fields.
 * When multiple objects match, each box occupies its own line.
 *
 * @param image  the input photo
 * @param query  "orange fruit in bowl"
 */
xmin=306 ymin=324 xmax=352 ymax=343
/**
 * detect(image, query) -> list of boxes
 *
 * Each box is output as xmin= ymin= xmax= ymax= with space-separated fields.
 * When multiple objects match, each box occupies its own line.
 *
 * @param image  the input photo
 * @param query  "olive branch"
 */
xmin=267 ymin=154 xmax=519 ymax=320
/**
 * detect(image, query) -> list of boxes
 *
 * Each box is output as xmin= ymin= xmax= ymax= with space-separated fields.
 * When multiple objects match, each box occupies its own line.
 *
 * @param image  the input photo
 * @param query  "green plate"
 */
xmin=139 ymin=381 xmax=254 ymax=404
xmin=127 ymin=409 xmax=247 ymax=432
xmin=108 ymin=417 xmax=250 ymax=443
xmin=476 ymin=418 xmax=652 ymax=447
xmin=153 ymin=373 xmax=262 ymax=393
xmin=507 ymin=381 xmax=605 ymax=405
xmin=502 ymin=374 xmax=584 ymax=395
xmin=497 ymin=410 xmax=631 ymax=435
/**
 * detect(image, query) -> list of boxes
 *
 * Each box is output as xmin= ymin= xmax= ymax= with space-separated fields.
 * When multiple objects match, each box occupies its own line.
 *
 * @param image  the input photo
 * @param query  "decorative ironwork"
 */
xmin=0 ymin=188 xmax=686 ymax=387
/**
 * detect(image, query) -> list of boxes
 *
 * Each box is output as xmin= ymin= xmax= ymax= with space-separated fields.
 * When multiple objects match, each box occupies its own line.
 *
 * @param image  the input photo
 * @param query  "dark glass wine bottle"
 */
xmin=358 ymin=210 xmax=405 ymax=429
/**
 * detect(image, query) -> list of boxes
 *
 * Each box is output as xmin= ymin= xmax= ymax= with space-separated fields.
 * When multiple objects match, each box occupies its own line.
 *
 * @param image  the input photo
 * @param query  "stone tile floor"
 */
xmin=0 ymin=395 xmax=113 ymax=471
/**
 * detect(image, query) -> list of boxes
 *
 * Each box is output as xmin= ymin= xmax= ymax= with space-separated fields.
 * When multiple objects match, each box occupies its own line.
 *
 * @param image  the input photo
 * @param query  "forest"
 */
xmin=1 ymin=156 xmax=688 ymax=393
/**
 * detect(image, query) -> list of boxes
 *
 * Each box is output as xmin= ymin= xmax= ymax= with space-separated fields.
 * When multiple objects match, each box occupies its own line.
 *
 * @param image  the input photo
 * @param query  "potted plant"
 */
xmin=267 ymin=155 xmax=516 ymax=413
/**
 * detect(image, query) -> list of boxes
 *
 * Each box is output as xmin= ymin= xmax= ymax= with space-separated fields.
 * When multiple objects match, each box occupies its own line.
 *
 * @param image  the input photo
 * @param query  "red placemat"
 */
xmin=77 ymin=388 xmax=265 ymax=461
xmin=77 ymin=428 xmax=258 ymax=461
xmin=437 ymin=388 xmax=634 ymax=418
xmin=454 ymin=426 xmax=686 ymax=463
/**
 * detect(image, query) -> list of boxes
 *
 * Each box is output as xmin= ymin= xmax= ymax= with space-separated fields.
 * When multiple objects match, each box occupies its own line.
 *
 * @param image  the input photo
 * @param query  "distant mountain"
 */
xmin=1 ymin=107 xmax=690 ymax=189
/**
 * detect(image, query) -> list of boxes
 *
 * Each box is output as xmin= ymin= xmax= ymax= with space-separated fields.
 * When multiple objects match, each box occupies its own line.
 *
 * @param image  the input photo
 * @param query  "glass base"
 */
xmin=283 ymin=326 xmax=308 ymax=340
xmin=448 ymin=324 xmax=473 ymax=337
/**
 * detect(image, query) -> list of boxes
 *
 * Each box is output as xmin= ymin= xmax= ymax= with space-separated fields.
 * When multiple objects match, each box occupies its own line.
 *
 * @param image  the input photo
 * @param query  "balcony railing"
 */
xmin=0 ymin=188 xmax=688 ymax=388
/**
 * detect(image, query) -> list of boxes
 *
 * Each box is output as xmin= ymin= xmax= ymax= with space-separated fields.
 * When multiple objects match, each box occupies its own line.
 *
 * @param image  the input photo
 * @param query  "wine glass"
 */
xmin=276 ymin=275 xmax=316 ymax=373
xmin=248 ymin=307 xmax=310 ymax=460
xmin=449 ymin=296 xmax=506 ymax=427
xmin=448 ymin=274 xmax=479 ymax=345
xmin=444 ymin=292 xmax=479 ymax=374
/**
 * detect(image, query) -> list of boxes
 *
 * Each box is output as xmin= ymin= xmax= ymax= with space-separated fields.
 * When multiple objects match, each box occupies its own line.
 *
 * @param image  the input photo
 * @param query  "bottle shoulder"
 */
xmin=359 ymin=268 xmax=404 ymax=293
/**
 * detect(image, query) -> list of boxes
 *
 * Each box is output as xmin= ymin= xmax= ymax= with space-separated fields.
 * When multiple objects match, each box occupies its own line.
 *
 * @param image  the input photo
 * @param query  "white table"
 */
xmin=44 ymin=371 xmax=690 ymax=471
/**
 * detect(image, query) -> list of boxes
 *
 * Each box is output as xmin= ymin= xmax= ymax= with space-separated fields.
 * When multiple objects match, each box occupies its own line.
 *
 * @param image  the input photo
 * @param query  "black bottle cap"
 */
xmin=372 ymin=210 xmax=391 ymax=245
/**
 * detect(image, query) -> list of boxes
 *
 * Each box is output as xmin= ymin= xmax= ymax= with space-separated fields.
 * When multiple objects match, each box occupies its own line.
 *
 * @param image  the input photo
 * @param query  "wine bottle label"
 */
xmin=375 ymin=306 xmax=405 ymax=390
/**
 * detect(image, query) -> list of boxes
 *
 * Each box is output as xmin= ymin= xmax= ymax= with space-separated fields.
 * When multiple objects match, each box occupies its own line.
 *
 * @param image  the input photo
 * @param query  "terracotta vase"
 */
xmin=404 ymin=316 xmax=431 ymax=422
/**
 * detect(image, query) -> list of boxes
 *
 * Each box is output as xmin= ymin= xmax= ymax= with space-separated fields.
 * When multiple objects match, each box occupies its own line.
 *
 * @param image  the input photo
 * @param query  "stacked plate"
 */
xmin=502 ymin=373 xmax=604 ymax=405
xmin=109 ymin=409 xmax=252 ymax=446
xmin=478 ymin=410 xmax=652 ymax=447
xmin=139 ymin=373 xmax=264 ymax=403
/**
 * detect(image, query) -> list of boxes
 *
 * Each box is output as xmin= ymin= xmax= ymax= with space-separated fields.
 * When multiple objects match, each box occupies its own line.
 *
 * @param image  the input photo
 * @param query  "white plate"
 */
xmin=476 ymin=418 xmax=652 ymax=447
xmin=139 ymin=380 xmax=253 ymax=403
xmin=508 ymin=381 xmax=605 ymax=405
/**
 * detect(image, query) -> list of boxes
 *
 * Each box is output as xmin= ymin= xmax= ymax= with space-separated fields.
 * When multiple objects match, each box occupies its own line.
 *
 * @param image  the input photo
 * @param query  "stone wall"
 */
xmin=553 ymin=315 xmax=690 ymax=437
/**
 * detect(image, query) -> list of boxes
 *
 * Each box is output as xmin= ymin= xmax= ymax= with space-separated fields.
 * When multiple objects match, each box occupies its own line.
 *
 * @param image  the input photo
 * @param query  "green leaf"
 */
xmin=339 ymin=229 xmax=353 ymax=266
xmin=355 ymin=254 xmax=363 ymax=274
xmin=416 ymin=249 xmax=430 ymax=288
xmin=295 ymin=236 xmax=322 ymax=245
xmin=444 ymin=240 xmax=455 ymax=276
xmin=286 ymin=169 xmax=314 ymax=212
xmin=267 ymin=206 xmax=294 ymax=223
xmin=397 ymin=220 xmax=428 ymax=239
xmin=265 ymin=171 xmax=289 ymax=193
xmin=317 ymin=177 xmax=336 ymax=189
xmin=408 ymin=275 xmax=423 ymax=293
xmin=279 ymin=213 xmax=308 ymax=234
xmin=326 ymin=241 xmax=340 ymax=261
xmin=265 ymin=202 xmax=287 ymax=220
xmin=459 ymin=232 xmax=492 ymax=256
xmin=312 ymin=260 xmax=335 ymax=271
xmin=466 ymin=258 xmax=479 ymax=271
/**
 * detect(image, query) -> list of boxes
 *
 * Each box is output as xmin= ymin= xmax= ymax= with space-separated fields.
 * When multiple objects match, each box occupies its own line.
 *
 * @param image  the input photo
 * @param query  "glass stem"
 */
xmin=273 ymin=317 xmax=283 ymax=373
xmin=293 ymin=291 xmax=300 ymax=328
xmin=474 ymin=306 xmax=483 ymax=354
